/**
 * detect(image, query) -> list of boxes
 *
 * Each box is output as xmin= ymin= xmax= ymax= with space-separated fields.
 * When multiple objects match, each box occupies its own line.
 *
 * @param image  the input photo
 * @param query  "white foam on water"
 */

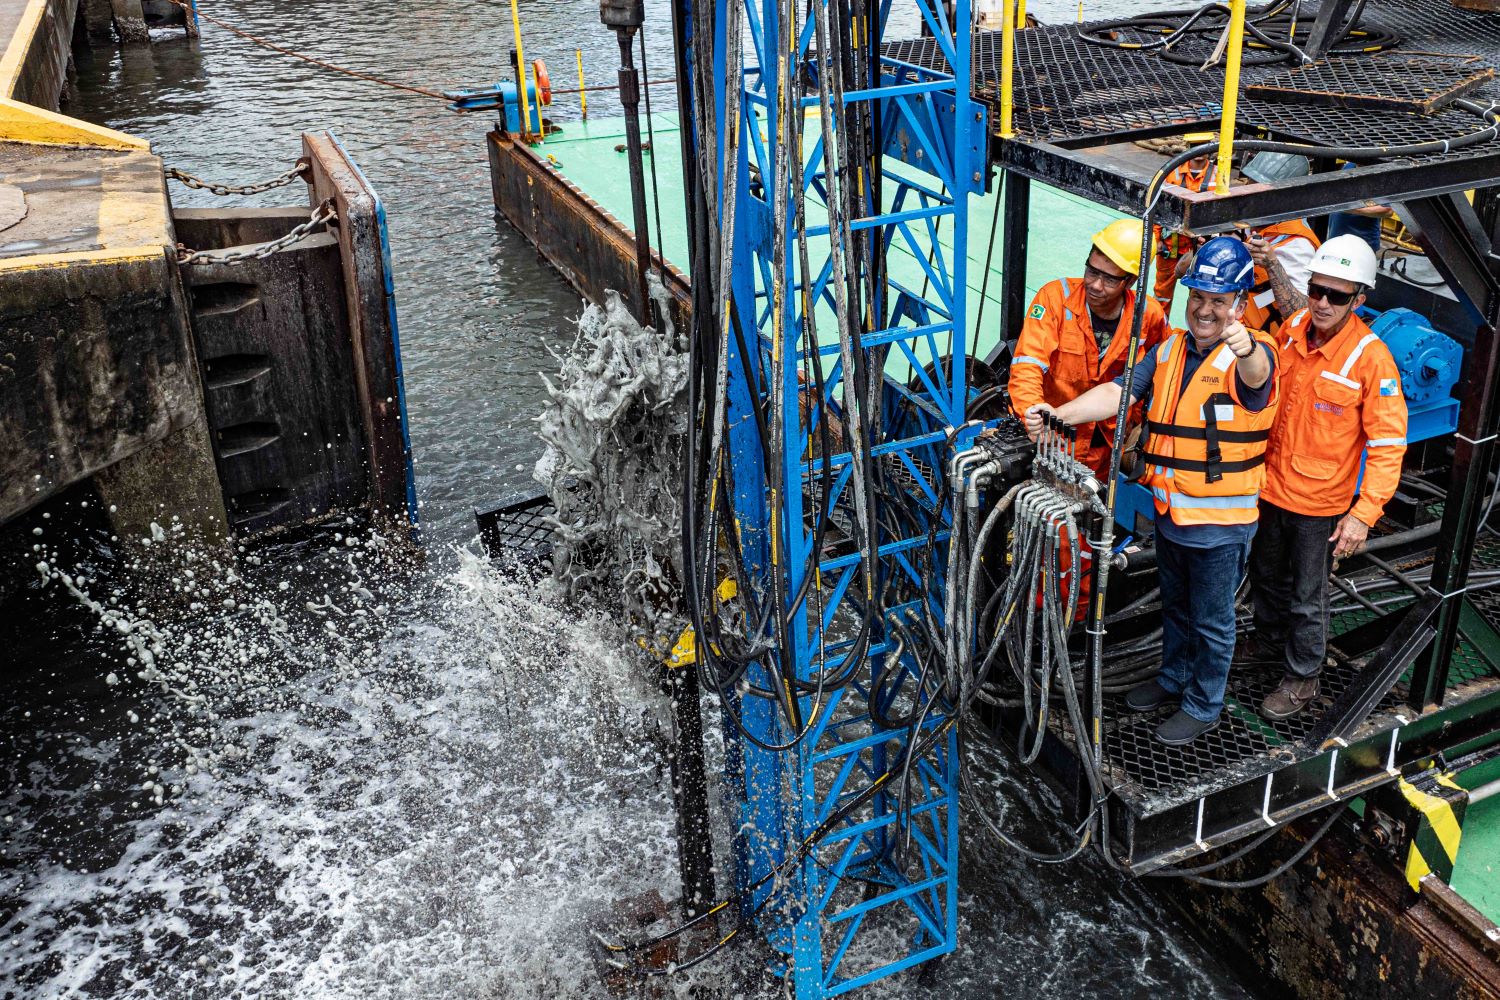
xmin=3 ymin=534 xmax=710 ymax=1000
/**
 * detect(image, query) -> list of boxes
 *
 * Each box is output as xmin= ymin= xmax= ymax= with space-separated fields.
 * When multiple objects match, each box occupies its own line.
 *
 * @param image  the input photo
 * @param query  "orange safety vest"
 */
xmin=1243 ymin=219 xmax=1320 ymax=335
xmin=1263 ymin=309 xmax=1409 ymax=524
xmin=1008 ymin=276 xmax=1169 ymax=474
xmin=1141 ymin=330 xmax=1280 ymax=526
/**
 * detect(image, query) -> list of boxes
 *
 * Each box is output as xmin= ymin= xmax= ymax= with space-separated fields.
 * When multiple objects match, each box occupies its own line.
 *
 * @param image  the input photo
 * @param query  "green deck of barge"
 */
xmin=531 ymin=112 xmax=1191 ymax=359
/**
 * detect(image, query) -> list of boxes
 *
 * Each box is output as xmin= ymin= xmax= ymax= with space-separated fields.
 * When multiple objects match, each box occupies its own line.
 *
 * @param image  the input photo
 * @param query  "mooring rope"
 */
xmin=163 ymin=0 xmax=449 ymax=100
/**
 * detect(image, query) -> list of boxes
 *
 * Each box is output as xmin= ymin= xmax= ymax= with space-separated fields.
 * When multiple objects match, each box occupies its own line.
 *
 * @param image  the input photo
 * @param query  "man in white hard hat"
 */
xmin=1239 ymin=234 xmax=1409 ymax=720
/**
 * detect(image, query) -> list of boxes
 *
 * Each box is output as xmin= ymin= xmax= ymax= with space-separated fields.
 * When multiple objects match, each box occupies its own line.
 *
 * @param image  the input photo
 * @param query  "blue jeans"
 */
xmin=1156 ymin=533 xmax=1250 ymax=723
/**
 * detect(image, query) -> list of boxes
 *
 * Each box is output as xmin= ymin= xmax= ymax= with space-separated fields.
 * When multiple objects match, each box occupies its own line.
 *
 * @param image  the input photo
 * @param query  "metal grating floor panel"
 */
xmin=475 ymin=489 xmax=559 ymax=569
xmin=1084 ymin=625 xmax=1499 ymax=806
xmin=886 ymin=0 xmax=1500 ymax=151
xmin=1246 ymin=52 xmax=1495 ymax=114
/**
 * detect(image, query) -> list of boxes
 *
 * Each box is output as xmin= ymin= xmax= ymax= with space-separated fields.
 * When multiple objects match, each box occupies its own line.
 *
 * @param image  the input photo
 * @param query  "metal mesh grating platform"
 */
xmin=475 ymin=489 xmax=559 ymax=569
xmin=1247 ymin=52 xmax=1495 ymax=114
xmin=887 ymin=0 xmax=1500 ymax=149
xmin=1082 ymin=622 xmax=1500 ymax=804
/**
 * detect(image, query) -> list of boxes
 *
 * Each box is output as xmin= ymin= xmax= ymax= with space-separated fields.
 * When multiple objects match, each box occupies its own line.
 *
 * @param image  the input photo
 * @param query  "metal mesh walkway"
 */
xmin=885 ymin=0 xmax=1500 ymax=153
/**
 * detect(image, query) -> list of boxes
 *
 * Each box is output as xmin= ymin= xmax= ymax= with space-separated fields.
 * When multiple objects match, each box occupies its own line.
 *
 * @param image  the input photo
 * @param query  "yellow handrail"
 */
xmin=1215 ymin=0 xmax=1246 ymax=195
xmin=510 ymin=0 xmax=534 ymax=140
xmin=576 ymin=49 xmax=587 ymax=119
xmin=1000 ymin=0 xmax=1017 ymax=138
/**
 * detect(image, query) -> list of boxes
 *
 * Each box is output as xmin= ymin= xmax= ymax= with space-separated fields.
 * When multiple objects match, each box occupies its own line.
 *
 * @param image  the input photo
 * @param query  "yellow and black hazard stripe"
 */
xmin=1397 ymin=771 xmax=1467 ymax=892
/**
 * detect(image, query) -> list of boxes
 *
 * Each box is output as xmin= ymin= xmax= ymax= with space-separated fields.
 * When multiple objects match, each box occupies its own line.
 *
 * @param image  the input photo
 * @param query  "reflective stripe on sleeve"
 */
xmin=1013 ymin=355 xmax=1050 ymax=372
xmin=1367 ymin=437 xmax=1407 ymax=448
xmin=1339 ymin=333 xmax=1382 ymax=378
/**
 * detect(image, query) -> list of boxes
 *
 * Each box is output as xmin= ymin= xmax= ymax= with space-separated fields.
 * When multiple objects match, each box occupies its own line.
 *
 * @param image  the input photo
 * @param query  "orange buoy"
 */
xmin=531 ymin=59 xmax=552 ymax=106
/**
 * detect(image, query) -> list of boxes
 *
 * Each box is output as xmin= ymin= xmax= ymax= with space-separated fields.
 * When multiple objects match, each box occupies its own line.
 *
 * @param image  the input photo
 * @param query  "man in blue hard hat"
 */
xmin=1026 ymin=237 xmax=1280 ymax=745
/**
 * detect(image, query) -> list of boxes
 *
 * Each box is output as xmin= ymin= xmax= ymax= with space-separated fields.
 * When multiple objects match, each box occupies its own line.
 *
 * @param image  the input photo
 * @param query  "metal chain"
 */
xmin=176 ymin=201 xmax=336 ymax=266
xmin=166 ymin=157 xmax=310 ymax=197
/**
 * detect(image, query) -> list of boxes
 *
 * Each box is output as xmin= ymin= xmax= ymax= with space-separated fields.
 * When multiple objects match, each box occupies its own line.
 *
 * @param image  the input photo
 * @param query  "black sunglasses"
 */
xmin=1306 ymin=282 xmax=1358 ymax=307
xmin=1083 ymin=259 xmax=1130 ymax=287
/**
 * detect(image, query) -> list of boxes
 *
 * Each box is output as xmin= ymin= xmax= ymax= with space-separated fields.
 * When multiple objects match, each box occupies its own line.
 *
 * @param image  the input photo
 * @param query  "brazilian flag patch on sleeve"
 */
xmin=1028 ymin=303 xmax=1046 ymax=320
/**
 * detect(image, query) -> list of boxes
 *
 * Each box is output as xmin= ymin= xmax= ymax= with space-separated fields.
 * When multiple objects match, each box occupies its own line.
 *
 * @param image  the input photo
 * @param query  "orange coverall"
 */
xmin=1263 ymin=308 xmax=1408 ymax=525
xmin=1008 ymin=276 xmax=1170 ymax=474
xmin=1153 ymin=160 xmax=1218 ymax=308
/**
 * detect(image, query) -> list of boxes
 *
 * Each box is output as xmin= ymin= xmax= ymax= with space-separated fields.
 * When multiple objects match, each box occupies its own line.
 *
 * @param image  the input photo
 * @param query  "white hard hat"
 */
xmin=1310 ymin=234 xmax=1378 ymax=288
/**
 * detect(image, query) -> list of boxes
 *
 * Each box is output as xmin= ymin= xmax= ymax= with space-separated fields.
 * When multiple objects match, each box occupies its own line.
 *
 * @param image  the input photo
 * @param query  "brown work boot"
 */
xmin=1260 ymin=675 xmax=1321 ymax=721
xmin=1232 ymin=634 xmax=1283 ymax=667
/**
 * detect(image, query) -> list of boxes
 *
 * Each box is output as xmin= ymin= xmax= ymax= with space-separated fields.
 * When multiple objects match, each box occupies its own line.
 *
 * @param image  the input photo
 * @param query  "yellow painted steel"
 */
xmin=1017 ymin=0 xmax=1027 ymax=24
xmin=1000 ymin=0 xmax=1017 ymax=138
xmin=1215 ymin=0 xmax=1247 ymax=196
xmin=1398 ymin=775 xmax=1465 ymax=892
xmin=664 ymin=579 xmax=739 ymax=667
xmin=0 ymin=245 xmax=164 ymax=274
xmin=509 ymin=0 xmax=534 ymax=141
xmin=576 ymin=49 xmax=587 ymax=119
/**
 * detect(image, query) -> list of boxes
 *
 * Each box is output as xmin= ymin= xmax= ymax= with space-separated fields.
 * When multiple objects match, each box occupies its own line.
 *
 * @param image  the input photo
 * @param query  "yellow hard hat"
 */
xmin=1091 ymin=219 xmax=1151 ymax=276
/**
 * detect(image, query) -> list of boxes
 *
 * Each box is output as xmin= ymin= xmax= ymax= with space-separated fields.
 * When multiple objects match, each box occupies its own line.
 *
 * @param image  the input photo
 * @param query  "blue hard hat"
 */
xmin=1180 ymin=235 xmax=1256 ymax=294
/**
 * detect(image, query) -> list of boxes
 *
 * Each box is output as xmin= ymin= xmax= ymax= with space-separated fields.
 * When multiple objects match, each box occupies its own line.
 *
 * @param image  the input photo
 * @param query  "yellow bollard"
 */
xmin=509 ymin=0 xmax=534 ymax=141
xmin=576 ymin=49 xmax=588 ymax=119
xmin=1077 ymin=0 xmax=1083 ymax=23
xmin=1215 ymin=0 xmax=1247 ymax=195
xmin=1000 ymin=0 xmax=1017 ymax=137
xmin=1017 ymin=0 xmax=1026 ymax=25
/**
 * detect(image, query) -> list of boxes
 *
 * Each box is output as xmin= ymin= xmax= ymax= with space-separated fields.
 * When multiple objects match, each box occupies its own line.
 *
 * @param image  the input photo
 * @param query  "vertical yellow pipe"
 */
xmin=1017 ymin=0 xmax=1026 ymax=26
xmin=1000 ymin=0 xmax=1017 ymax=138
xmin=510 ymin=0 xmax=534 ymax=140
xmin=1215 ymin=0 xmax=1246 ymax=195
xmin=576 ymin=49 xmax=587 ymax=119
xmin=1077 ymin=1 xmax=1083 ymax=23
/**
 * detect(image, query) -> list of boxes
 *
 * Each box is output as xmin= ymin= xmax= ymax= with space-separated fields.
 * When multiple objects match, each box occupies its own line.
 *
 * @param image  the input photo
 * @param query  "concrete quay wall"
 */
xmin=0 ymin=0 xmax=227 ymax=550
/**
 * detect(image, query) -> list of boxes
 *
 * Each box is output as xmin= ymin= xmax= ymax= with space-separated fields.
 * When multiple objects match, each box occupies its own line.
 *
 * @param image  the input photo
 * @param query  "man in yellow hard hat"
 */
xmin=1009 ymin=219 xmax=1169 ymax=473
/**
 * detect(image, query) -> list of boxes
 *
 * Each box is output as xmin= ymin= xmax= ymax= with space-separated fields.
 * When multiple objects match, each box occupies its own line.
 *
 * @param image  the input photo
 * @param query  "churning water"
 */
xmin=2 ymin=2 xmax=1254 ymax=996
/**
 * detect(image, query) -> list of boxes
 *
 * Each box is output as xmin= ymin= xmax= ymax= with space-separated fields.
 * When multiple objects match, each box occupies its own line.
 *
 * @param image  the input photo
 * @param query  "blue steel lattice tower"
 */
xmin=698 ymin=0 xmax=985 ymax=993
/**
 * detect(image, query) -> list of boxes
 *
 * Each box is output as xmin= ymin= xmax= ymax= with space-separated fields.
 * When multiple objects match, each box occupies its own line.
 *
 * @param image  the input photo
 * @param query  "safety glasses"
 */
xmin=1306 ymin=282 xmax=1358 ymax=306
xmin=1082 ymin=259 xmax=1130 ymax=287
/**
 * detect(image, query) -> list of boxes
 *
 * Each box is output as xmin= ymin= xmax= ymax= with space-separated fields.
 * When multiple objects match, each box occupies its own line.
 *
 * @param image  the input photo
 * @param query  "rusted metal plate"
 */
xmin=1159 ymin=817 xmax=1500 ymax=999
xmin=1246 ymin=53 xmax=1496 ymax=115
xmin=486 ymin=129 xmax=691 ymax=332
xmin=301 ymin=132 xmax=415 ymax=534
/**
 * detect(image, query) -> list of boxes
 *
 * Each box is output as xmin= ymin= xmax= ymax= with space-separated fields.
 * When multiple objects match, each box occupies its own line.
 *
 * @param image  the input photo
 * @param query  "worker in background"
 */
xmin=1326 ymin=162 xmax=1393 ymax=254
xmin=1238 ymin=153 xmax=1321 ymax=335
xmin=1152 ymin=153 xmax=1217 ymax=311
xmin=1240 ymin=235 xmax=1409 ymax=720
xmin=1009 ymin=219 xmax=1169 ymax=474
xmin=1026 ymin=237 xmax=1277 ymax=745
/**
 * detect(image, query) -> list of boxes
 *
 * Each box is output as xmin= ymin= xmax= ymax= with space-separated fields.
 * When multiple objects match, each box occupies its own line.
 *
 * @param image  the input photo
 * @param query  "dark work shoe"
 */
xmin=1261 ymin=675 xmax=1321 ymax=720
xmin=1125 ymin=678 xmax=1178 ymax=712
xmin=1232 ymin=635 xmax=1284 ymax=667
xmin=1155 ymin=709 xmax=1220 ymax=746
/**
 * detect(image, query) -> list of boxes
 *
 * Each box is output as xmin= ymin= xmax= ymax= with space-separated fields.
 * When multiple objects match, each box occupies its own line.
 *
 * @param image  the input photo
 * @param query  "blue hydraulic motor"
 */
xmin=1368 ymin=307 xmax=1463 ymax=444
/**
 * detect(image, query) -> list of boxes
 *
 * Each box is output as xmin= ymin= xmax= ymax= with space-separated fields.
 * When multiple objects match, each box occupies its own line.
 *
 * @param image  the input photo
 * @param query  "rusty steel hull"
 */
xmin=485 ymin=128 xmax=690 ymax=330
xmin=1159 ymin=819 xmax=1500 ymax=999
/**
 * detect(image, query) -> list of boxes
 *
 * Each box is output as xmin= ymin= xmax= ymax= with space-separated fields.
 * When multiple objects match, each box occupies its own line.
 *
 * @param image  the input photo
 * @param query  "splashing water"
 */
xmin=534 ymin=280 xmax=689 ymax=630
xmin=3 ymin=516 xmax=713 ymax=999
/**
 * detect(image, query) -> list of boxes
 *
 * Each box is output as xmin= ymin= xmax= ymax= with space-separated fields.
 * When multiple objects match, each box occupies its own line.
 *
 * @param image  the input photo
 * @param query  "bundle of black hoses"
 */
xmin=677 ymin=0 xmax=898 ymax=753
xmin=1079 ymin=0 xmax=1400 ymax=67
